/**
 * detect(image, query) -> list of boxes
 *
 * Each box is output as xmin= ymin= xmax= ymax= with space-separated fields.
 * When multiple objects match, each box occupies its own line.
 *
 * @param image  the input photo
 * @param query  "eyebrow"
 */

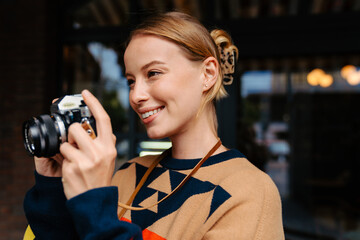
xmin=141 ymin=60 xmax=166 ymax=71
xmin=125 ymin=60 xmax=166 ymax=78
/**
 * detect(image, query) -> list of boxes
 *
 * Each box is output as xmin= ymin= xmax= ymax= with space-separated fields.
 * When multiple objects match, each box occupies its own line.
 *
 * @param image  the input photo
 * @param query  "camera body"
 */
xmin=23 ymin=94 xmax=96 ymax=157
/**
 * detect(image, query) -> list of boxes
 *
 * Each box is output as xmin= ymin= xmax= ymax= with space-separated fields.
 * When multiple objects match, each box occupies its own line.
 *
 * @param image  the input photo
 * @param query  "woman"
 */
xmin=24 ymin=12 xmax=284 ymax=240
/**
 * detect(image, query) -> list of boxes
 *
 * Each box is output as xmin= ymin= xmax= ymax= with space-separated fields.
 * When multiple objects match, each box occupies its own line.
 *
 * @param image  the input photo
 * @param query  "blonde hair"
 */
xmin=127 ymin=12 xmax=238 ymax=130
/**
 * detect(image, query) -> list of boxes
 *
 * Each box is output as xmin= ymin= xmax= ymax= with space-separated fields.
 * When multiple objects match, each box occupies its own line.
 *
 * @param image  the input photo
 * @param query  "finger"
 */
xmin=60 ymin=142 xmax=84 ymax=163
xmin=52 ymin=98 xmax=59 ymax=104
xmin=81 ymin=90 xmax=113 ymax=142
xmin=67 ymin=123 xmax=95 ymax=154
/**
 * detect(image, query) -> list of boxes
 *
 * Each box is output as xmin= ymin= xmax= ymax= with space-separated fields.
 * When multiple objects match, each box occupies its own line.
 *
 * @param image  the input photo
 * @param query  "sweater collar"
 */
xmin=159 ymin=149 xmax=245 ymax=170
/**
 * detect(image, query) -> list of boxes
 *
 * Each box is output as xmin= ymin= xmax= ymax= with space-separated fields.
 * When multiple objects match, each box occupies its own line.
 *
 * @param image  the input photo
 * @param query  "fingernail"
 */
xmin=82 ymin=89 xmax=91 ymax=96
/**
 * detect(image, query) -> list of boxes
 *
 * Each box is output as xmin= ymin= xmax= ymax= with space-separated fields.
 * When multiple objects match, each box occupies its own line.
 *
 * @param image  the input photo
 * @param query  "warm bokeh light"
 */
xmin=346 ymin=71 xmax=360 ymax=86
xmin=319 ymin=74 xmax=333 ymax=88
xmin=340 ymin=65 xmax=360 ymax=86
xmin=340 ymin=65 xmax=356 ymax=79
xmin=307 ymin=68 xmax=325 ymax=86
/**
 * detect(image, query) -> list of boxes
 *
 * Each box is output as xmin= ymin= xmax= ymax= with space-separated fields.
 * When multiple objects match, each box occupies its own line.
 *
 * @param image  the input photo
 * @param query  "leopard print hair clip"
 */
xmin=219 ymin=47 xmax=237 ymax=85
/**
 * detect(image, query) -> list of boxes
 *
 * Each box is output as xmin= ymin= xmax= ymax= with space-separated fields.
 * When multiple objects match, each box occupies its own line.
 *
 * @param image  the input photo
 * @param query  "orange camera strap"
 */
xmin=117 ymin=139 xmax=222 ymax=219
xmin=81 ymin=120 xmax=96 ymax=139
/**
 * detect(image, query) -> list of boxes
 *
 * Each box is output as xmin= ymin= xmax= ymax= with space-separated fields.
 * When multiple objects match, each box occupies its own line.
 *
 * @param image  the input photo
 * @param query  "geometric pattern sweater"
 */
xmin=111 ymin=149 xmax=285 ymax=240
xmin=23 ymin=149 xmax=284 ymax=240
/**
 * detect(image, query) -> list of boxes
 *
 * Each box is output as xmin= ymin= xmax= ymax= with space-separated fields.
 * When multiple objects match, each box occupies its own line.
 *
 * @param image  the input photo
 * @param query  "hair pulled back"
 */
xmin=127 ymin=12 xmax=238 ymax=130
xmin=128 ymin=11 xmax=238 ymax=100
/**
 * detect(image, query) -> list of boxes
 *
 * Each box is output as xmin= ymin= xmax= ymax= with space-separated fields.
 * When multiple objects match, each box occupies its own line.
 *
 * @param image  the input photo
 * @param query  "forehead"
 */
xmin=124 ymin=34 xmax=181 ymax=63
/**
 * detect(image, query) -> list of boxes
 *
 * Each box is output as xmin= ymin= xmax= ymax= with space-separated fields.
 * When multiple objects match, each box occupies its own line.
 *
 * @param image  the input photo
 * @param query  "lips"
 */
xmin=140 ymin=106 xmax=164 ymax=121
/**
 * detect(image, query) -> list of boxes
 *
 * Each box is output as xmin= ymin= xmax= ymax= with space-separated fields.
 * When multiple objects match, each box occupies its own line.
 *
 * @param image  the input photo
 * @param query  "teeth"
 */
xmin=142 ymin=108 xmax=162 ymax=119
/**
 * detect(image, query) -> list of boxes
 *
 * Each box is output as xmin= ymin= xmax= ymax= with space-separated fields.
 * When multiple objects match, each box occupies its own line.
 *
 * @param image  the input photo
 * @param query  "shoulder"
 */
xmin=204 ymin=149 xmax=281 ymax=210
xmin=221 ymin=154 xmax=280 ymax=202
xmin=230 ymin=160 xmax=284 ymax=239
xmin=196 ymin=149 xmax=281 ymax=204
xmin=217 ymin=154 xmax=284 ymax=238
xmin=200 ymin=151 xmax=284 ymax=238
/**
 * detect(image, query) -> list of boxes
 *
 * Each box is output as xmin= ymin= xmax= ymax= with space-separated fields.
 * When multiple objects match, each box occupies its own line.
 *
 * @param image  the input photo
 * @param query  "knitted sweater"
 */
xmin=24 ymin=172 xmax=143 ymax=240
xmin=112 ymin=149 xmax=284 ymax=240
xmin=23 ymin=149 xmax=284 ymax=240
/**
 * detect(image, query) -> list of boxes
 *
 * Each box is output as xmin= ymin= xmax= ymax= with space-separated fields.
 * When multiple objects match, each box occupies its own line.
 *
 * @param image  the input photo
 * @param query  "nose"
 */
xmin=129 ymin=79 xmax=149 ymax=106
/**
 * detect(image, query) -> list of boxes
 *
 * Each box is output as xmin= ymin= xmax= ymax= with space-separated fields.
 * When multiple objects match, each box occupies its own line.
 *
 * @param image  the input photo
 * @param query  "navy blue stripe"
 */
xmin=159 ymin=149 xmax=245 ymax=170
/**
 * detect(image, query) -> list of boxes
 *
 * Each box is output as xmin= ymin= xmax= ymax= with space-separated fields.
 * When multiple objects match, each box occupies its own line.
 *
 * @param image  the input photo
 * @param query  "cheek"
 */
xmin=159 ymin=81 xmax=200 ymax=105
xmin=128 ymin=92 xmax=136 ymax=109
xmin=168 ymin=85 xmax=203 ymax=118
xmin=149 ymin=84 xmax=171 ymax=103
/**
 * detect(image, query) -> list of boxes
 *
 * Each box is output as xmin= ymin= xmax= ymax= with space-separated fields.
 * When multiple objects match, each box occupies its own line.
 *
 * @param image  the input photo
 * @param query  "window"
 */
xmin=240 ymin=59 xmax=360 ymax=238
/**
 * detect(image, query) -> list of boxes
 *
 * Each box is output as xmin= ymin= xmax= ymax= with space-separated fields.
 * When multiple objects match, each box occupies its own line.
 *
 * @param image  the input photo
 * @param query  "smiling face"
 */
xmin=124 ymin=34 xmax=205 ymax=139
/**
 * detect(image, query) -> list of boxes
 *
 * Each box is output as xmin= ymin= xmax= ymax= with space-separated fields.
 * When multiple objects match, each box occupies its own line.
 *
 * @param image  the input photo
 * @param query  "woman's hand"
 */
xmin=60 ymin=90 xmax=117 ymax=200
xmin=34 ymin=98 xmax=64 ymax=178
xmin=34 ymin=154 xmax=64 ymax=177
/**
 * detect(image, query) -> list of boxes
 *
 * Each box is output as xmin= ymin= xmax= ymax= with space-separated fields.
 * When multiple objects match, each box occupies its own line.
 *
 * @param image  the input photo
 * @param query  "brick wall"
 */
xmin=0 ymin=0 xmax=59 ymax=238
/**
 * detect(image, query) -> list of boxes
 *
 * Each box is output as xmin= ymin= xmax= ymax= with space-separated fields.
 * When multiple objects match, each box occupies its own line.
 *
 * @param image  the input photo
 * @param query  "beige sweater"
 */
xmin=112 ymin=149 xmax=284 ymax=240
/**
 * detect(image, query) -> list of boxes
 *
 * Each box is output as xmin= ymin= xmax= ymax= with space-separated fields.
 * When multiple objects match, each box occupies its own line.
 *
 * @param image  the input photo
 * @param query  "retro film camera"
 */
xmin=22 ymin=94 xmax=96 ymax=158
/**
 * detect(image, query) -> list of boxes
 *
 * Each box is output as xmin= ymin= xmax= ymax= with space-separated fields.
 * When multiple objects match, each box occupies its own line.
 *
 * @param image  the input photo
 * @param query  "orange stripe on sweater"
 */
xmin=120 ymin=217 xmax=166 ymax=240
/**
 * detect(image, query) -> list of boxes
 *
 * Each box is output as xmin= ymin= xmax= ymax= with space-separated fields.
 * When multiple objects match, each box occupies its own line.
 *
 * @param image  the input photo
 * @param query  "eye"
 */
xmin=147 ymin=70 xmax=161 ymax=78
xmin=127 ymin=79 xmax=135 ymax=88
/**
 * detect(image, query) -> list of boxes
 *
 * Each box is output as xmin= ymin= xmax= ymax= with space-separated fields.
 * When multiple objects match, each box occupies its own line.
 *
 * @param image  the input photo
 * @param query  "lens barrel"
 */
xmin=22 ymin=114 xmax=61 ymax=157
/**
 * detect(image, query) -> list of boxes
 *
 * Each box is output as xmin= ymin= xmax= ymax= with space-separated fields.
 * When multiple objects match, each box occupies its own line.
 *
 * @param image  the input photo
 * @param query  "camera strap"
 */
xmin=81 ymin=120 xmax=96 ymax=139
xmin=117 ymin=139 xmax=222 ymax=219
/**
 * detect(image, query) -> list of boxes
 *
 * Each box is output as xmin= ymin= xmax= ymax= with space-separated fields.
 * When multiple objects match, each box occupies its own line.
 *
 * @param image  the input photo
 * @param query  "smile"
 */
xmin=141 ymin=107 xmax=164 ymax=119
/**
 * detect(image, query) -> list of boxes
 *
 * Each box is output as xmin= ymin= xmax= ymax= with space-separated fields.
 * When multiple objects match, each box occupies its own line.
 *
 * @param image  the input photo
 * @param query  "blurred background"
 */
xmin=0 ymin=0 xmax=360 ymax=239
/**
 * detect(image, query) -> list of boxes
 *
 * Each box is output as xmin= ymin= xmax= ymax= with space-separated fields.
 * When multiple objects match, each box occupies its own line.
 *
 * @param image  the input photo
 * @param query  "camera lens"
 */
xmin=22 ymin=114 xmax=62 ymax=157
xmin=26 ymin=128 xmax=36 ymax=152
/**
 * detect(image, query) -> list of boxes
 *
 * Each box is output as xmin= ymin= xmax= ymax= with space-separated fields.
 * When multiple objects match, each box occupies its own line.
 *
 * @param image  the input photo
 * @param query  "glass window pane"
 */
xmin=240 ymin=58 xmax=360 ymax=238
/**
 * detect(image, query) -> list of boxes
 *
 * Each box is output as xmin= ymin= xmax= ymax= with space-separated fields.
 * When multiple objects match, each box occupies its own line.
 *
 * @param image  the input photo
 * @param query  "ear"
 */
xmin=202 ymin=56 xmax=219 ymax=92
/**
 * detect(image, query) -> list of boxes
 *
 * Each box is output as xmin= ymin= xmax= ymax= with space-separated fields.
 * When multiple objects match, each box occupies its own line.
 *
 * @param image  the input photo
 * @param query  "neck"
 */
xmin=170 ymin=105 xmax=226 ymax=159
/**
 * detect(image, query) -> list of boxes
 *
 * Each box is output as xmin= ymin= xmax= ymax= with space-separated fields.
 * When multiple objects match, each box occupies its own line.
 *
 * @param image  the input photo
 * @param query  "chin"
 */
xmin=146 ymin=128 xmax=168 ymax=140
